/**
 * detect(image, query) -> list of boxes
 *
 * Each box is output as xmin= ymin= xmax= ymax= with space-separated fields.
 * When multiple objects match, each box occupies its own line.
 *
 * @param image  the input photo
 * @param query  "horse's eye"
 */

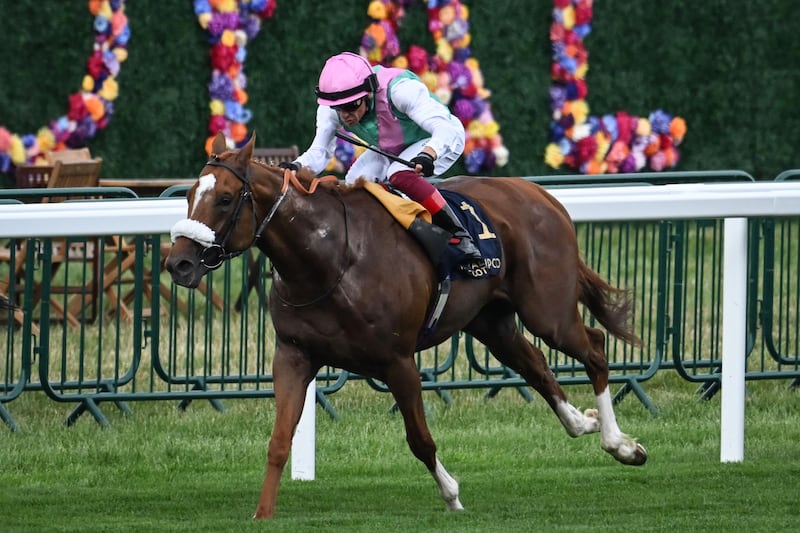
xmin=216 ymin=194 xmax=233 ymax=208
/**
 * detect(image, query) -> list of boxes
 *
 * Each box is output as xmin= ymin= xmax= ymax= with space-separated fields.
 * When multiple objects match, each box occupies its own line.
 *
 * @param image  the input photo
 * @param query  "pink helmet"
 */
xmin=315 ymin=52 xmax=378 ymax=106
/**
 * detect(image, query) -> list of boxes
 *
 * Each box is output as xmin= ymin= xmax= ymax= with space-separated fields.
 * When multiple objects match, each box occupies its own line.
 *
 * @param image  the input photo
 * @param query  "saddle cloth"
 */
xmin=438 ymin=189 xmax=502 ymax=280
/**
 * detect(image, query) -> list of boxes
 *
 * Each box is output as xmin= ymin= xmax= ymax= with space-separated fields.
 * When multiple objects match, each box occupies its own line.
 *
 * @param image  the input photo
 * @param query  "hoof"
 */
xmin=625 ymin=442 xmax=648 ymax=466
xmin=253 ymin=508 xmax=274 ymax=520
xmin=445 ymin=497 xmax=465 ymax=511
xmin=604 ymin=438 xmax=647 ymax=466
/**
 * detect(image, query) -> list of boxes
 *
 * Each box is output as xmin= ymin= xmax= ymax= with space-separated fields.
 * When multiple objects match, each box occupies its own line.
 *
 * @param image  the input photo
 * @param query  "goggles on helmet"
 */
xmin=316 ymin=74 xmax=377 ymax=103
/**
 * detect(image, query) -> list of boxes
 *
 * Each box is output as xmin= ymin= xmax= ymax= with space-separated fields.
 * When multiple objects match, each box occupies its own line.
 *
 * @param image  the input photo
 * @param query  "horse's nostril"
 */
xmin=165 ymin=256 xmax=191 ymax=276
xmin=174 ymin=260 xmax=193 ymax=276
xmin=165 ymin=255 xmax=202 ymax=288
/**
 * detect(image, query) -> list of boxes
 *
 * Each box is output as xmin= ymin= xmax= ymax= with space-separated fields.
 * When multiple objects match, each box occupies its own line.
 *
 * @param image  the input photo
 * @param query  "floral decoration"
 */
xmin=331 ymin=0 xmax=508 ymax=174
xmin=0 ymin=0 xmax=130 ymax=174
xmin=545 ymin=0 xmax=687 ymax=174
xmin=193 ymin=0 xmax=276 ymax=154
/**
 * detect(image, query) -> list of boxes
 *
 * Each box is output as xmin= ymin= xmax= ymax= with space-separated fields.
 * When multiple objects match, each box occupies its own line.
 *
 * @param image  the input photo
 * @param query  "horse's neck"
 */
xmin=254 ymin=171 xmax=345 ymax=284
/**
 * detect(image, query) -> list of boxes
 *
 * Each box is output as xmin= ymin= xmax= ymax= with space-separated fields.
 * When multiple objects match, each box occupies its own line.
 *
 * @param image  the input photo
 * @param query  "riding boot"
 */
xmin=432 ymin=204 xmax=482 ymax=261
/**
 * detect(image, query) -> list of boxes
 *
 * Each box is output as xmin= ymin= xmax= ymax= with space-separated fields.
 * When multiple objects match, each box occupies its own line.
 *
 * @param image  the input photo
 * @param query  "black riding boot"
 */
xmin=432 ymin=204 xmax=482 ymax=261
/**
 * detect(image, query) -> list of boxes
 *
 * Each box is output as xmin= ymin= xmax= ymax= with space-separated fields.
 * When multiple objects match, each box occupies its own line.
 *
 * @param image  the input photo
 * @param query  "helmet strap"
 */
xmin=365 ymin=72 xmax=378 ymax=92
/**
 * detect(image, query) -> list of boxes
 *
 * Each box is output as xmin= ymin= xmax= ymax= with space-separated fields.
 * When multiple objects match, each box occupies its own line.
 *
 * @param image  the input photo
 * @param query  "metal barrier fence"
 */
xmin=757 ymin=169 xmax=800 ymax=391
xmin=2 ymin=171 xmax=800 ymax=430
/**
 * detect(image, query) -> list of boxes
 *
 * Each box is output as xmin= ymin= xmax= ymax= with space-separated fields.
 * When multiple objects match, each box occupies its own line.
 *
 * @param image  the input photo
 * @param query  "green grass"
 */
xmin=1 ymin=375 xmax=799 ymax=532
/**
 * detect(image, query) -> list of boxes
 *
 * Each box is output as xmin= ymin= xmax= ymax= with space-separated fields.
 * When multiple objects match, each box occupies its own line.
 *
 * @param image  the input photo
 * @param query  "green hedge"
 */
xmin=1 ymin=1 xmax=798 ymax=183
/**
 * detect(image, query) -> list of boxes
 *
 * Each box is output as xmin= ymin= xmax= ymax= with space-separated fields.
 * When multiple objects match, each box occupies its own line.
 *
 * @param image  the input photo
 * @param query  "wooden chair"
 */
xmin=0 ymin=164 xmax=61 ymax=319
xmin=4 ymin=157 xmax=180 ymax=326
xmin=47 ymin=159 xmax=105 ymax=325
xmin=2 ymin=159 xmax=104 ymax=327
xmin=13 ymin=149 xmax=96 ymax=191
xmin=43 ymin=158 xmax=103 ymax=202
xmin=41 ymin=158 xmax=153 ymax=322
xmin=2 ymin=159 xmax=101 ymax=268
xmin=235 ymin=146 xmax=299 ymax=311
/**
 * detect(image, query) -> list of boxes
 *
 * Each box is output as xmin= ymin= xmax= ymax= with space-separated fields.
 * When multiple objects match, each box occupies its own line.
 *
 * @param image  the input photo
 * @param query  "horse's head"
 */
xmin=166 ymin=132 xmax=260 ymax=288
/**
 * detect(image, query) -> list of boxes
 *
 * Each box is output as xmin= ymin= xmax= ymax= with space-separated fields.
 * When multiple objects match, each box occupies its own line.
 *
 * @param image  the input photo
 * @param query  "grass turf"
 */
xmin=1 ymin=374 xmax=799 ymax=532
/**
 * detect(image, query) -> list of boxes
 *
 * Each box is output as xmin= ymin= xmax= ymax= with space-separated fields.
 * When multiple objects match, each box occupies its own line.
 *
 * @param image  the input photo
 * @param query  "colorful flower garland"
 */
xmin=545 ymin=0 xmax=687 ymax=174
xmin=193 ymin=0 xmax=276 ymax=154
xmin=0 ymin=0 xmax=130 ymax=174
xmin=333 ymin=0 xmax=508 ymax=175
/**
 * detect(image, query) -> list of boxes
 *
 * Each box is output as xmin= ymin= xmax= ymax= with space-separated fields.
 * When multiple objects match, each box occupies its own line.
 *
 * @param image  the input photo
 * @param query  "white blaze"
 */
xmin=192 ymin=173 xmax=216 ymax=215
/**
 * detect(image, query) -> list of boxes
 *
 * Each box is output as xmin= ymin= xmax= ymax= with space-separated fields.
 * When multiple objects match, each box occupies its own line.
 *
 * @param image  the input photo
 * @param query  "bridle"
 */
xmin=171 ymin=155 xmax=346 ymax=307
xmin=170 ymin=154 xmax=274 ymax=270
xmin=195 ymin=156 xmax=259 ymax=269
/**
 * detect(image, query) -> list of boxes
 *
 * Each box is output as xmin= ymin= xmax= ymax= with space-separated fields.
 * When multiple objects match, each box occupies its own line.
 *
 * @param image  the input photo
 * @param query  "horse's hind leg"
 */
xmin=576 ymin=324 xmax=647 ymax=465
xmin=383 ymin=357 xmax=464 ymax=511
xmin=254 ymin=344 xmax=317 ymax=519
xmin=526 ymin=307 xmax=647 ymax=466
xmin=466 ymin=303 xmax=601 ymax=439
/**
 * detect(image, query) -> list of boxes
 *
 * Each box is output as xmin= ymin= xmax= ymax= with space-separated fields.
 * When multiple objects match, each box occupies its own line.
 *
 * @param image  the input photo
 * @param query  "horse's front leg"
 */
xmin=383 ymin=358 xmax=464 ymax=512
xmin=253 ymin=344 xmax=316 ymax=519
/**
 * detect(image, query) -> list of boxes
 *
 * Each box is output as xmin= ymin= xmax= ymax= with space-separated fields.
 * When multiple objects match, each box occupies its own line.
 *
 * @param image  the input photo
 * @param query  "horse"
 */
xmin=165 ymin=132 xmax=647 ymax=519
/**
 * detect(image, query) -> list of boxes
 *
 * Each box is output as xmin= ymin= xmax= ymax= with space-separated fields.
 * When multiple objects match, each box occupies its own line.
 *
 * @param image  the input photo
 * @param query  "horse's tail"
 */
xmin=577 ymin=261 xmax=642 ymax=347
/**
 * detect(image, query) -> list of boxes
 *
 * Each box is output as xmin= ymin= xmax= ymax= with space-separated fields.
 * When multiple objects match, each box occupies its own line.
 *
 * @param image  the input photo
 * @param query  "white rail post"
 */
xmin=720 ymin=217 xmax=747 ymax=462
xmin=291 ymin=379 xmax=316 ymax=480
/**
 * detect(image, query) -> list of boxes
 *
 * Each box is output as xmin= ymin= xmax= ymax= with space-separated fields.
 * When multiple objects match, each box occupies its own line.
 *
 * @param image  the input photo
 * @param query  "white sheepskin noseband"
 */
xmin=170 ymin=218 xmax=216 ymax=248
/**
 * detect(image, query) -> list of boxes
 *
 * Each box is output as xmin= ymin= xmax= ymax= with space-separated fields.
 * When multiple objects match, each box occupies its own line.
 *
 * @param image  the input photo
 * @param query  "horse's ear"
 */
xmin=236 ymin=131 xmax=255 ymax=164
xmin=211 ymin=132 xmax=227 ymax=156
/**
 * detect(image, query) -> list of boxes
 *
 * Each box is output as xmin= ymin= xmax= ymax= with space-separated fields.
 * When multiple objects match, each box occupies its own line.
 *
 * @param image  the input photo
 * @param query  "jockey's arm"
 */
xmin=390 ymin=78 xmax=465 ymax=163
xmin=295 ymin=106 xmax=340 ymax=175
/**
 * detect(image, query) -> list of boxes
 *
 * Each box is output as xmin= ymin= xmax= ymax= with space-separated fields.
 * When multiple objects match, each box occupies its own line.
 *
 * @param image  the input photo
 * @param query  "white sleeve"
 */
xmin=389 ymin=78 xmax=464 ymax=159
xmin=295 ymin=106 xmax=340 ymax=175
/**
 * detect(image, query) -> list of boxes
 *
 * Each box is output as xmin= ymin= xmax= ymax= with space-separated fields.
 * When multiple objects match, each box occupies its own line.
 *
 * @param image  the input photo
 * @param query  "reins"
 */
xmin=263 ymin=169 xmax=348 ymax=309
xmin=254 ymin=168 xmax=339 ymax=240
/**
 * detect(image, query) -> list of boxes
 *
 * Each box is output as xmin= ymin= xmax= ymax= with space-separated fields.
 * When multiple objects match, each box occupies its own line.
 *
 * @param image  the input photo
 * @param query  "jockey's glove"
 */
xmin=410 ymin=152 xmax=435 ymax=177
xmin=279 ymin=161 xmax=301 ymax=172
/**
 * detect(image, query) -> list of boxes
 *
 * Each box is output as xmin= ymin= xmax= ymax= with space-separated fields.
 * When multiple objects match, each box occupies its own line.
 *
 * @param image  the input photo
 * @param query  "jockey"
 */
xmin=283 ymin=51 xmax=482 ymax=262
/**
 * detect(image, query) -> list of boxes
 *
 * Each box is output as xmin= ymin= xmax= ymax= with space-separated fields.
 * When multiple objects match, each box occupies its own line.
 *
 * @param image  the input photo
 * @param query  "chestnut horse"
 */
xmin=165 ymin=133 xmax=647 ymax=519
